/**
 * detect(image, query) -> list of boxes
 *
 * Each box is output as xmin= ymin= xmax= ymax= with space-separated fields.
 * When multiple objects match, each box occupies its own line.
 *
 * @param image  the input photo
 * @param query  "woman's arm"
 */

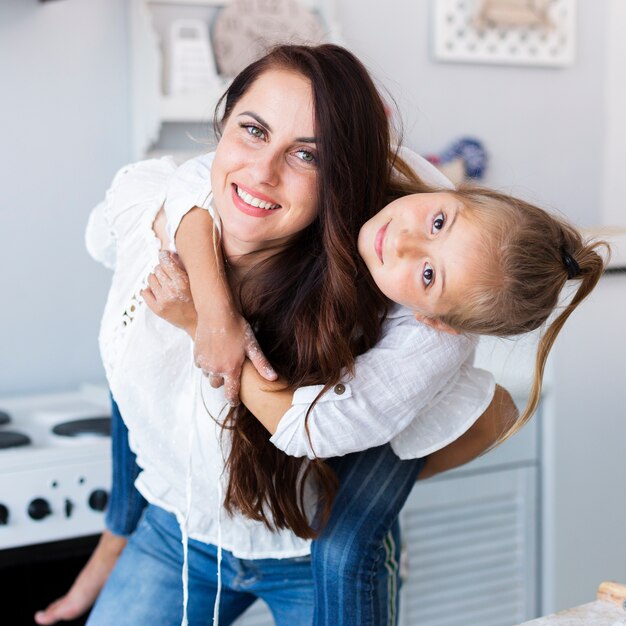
xmin=240 ymin=360 xmax=292 ymax=433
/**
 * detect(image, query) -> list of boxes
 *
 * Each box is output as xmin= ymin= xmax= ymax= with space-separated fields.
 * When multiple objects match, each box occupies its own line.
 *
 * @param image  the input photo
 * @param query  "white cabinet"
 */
xmin=399 ymin=464 xmax=539 ymax=626
xmin=234 ymin=600 xmax=274 ymax=626
xmin=541 ymin=269 xmax=626 ymax=614
xmin=397 ymin=401 xmax=540 ymax=626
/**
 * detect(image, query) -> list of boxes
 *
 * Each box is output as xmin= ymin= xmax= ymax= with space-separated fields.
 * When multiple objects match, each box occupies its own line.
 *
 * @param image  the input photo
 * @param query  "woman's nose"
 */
xmin=251 ymin=151 xmax=280 ymax=186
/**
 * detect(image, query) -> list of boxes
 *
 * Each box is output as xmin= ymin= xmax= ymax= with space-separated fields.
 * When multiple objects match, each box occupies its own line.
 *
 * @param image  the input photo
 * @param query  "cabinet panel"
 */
xmin=399 ymin=467 xmax=538 ymax=626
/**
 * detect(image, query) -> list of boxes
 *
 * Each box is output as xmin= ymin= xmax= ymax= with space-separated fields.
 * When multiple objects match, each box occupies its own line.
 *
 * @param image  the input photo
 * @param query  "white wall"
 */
xmin=602 ymin=0 xmax=626 ymax=226
xmin=337 ymin=0 xmax=607 ymax=227
xmin=0 ymin=0 xmax=131 ymax=395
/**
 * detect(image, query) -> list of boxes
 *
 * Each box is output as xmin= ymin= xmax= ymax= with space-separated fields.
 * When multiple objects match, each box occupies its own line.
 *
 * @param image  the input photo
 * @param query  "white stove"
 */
xmin=0 ymin=386 xmax=111 ymax=551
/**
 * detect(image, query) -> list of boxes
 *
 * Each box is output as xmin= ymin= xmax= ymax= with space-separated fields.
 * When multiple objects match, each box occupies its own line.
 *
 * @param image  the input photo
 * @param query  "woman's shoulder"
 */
xmin=382 ymin=303 xmax=478 ymax=353
xmin=107 ymin=156 xmax=180 ymax=197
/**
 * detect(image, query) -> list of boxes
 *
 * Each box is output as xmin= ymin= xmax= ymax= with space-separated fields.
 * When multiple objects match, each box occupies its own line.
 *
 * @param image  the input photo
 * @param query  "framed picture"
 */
xmin=433 ymin=0 xmax=576 ymax=67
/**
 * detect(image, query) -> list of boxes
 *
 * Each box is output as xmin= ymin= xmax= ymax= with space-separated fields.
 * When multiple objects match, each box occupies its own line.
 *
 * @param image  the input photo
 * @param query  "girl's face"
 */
xmin=211 ymin=68 xmax=319 ymax=262
xmin=358 ymin=192 xmax=483 ymax=330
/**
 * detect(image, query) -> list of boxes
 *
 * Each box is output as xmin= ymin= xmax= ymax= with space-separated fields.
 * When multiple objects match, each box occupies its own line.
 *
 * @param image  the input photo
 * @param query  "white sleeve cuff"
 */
xmin=270 ymin=381 xmax=354 ymax=459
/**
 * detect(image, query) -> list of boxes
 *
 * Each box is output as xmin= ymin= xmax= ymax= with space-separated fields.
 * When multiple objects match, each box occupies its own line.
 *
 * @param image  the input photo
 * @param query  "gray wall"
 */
xmin=0 ymin=0 xmax=610 ymax=395
xmin=0 ymin=0 xmax=131 ymax=395
xmin=337 ymin=0 xmax=607 ymax=226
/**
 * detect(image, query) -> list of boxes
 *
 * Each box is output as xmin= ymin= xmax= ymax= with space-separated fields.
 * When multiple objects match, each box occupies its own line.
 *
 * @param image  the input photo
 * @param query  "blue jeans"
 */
xmin=105 ymin=393 xmax=146 ymax=537
xmin=88 ymin=504 xmax=314 ymax=626
xmin=316 ymin=448 xmax=424 ymax=626
xmin=106 ymin=396 xmax=423 ymax=625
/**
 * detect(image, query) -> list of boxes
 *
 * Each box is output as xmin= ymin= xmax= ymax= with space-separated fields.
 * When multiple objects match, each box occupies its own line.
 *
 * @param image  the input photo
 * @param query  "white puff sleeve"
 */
xmin=85 ymin=157 xmax=179 ymax=268
xmin=163 ymin=152 xmax=216 ymax=249
xmin=85 ymin=198 xmax=117 ymax=270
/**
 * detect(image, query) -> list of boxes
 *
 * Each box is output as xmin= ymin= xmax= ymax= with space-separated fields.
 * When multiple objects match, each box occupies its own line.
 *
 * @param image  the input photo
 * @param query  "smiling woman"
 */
xmin=210 ymin=69 xmax=319 ymax=258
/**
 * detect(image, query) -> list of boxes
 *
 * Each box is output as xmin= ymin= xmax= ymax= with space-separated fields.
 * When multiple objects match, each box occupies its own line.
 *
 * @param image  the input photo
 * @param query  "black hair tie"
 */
xmin=561 ymin=248 xmax=580 ymax=279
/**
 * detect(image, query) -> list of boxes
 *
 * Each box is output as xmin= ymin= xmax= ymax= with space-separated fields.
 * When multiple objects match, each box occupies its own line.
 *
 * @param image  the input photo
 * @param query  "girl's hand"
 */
xmin=140 ymin=251 xmax=198 ymax=336
xmin=194 ymin=313 xmax=277 ymax=407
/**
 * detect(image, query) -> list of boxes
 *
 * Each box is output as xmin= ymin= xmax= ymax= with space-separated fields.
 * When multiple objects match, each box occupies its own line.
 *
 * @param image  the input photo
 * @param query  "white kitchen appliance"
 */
xmin=0 ymin=387 xmax=111 ymax=552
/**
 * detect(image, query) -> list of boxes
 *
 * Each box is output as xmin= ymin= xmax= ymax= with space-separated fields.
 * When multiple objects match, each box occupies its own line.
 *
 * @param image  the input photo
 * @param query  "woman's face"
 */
xmin=358 ymin=192 xmax=482 ymax=327
xmin=211 ymin=68 xmax=319 ymax=261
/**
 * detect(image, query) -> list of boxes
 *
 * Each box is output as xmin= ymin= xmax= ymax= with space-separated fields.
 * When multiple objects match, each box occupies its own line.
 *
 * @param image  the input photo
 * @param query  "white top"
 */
xmin=85 ymin=151 xmax=494 ymax=560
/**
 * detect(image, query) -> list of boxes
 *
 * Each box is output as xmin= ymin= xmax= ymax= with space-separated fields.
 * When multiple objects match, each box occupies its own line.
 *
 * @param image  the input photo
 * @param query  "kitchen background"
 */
xmin=0 ymin=1 xmax=624 ymax=625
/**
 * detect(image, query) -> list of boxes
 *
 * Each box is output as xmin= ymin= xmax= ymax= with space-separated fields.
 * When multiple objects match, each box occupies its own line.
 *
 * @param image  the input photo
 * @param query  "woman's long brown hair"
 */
xmin=213 ymin=45 xmax=393 ymax=538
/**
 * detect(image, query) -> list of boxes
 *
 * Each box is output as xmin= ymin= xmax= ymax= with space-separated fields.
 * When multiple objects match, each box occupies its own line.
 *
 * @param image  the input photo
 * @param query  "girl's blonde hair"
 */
xmin=392 ymin=153 xmax=610 ymax=448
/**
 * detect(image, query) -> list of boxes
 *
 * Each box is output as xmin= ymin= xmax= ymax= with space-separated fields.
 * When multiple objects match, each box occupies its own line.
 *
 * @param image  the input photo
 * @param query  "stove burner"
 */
xmin=0 ymin=410 xmax=10 ymax=425
xmin=52 ymin=416 xmax=111 ymax=438
xmin=0 ymin=431 xmax=32 ymax=449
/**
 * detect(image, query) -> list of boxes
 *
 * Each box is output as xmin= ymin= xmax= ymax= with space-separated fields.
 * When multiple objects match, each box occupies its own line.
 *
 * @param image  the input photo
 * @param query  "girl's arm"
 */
xmin=238 ymin=362 xmax=517 ymax=473
xmin=238 ymin=362 xmax=516 ymax=473
xmin=144 ymin=254 xmax=498 ymax=462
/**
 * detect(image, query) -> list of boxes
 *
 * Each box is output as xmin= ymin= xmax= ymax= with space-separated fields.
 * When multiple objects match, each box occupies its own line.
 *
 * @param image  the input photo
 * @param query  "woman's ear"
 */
xmin=413 ymin=312 xmax=460 ymax=335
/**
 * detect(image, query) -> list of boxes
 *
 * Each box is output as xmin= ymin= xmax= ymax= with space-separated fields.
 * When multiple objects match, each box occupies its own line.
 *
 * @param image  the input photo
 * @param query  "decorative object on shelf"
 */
xmin=474 ymin=0 xmax=553 ymax=29
xmin=212 ymin=0 xmax=327 ymax=78
xmin=426 ymin=137 xmax=488 ymax=185
xmin=168 ymin=19 xmax=221 ymax=95
xmin=433 ymin=0 xmax=576 ymax=67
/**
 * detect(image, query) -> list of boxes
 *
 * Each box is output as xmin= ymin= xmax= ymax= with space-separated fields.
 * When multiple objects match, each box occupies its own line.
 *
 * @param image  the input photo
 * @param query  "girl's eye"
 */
xmin=432 ymin=212 xmax=445 ymax=234
xmin=422 ymin=262 xmax=434 ymax=287
xmin=295 ymin=149 xmax=317 ymax=164
xmin=242 ymin=124 xmax=265 ymax=140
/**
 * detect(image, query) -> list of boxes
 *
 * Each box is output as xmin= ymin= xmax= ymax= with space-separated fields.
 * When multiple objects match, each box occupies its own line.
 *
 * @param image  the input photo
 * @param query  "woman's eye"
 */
xmin=243 ymin=124 xmax=265 ymax=140
xmin=422 ymin=262 xmax=434 ymax=287
xmin=432 ymin=212 xmax=445 ymax=234
xmin=295 ymin=149 xmax=316 ymax=164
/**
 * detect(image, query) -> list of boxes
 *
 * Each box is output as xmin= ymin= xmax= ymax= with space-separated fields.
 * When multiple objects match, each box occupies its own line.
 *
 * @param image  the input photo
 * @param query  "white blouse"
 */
xmin=85 ymin=151 xmax=494 ymax=560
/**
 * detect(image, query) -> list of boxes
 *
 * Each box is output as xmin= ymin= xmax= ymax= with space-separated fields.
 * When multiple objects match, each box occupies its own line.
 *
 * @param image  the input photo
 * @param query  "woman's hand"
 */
xmin=140 ymin=251 xmax=198 ymax=337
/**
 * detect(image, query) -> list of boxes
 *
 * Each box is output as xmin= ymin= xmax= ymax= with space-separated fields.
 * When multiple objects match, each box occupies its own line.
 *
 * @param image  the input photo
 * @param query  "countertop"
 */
xmin=582 ymin=226 xmax=626 ymax=270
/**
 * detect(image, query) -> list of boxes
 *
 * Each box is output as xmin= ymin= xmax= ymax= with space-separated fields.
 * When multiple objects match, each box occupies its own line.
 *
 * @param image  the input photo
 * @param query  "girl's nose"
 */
xmin=394 ymin=230 xmax=421 ymax=258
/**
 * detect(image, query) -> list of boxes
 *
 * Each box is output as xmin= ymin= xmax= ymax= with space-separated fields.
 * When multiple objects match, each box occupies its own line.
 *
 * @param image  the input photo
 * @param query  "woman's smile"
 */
xmin=231 ymin=183 xmax=282 ymax=217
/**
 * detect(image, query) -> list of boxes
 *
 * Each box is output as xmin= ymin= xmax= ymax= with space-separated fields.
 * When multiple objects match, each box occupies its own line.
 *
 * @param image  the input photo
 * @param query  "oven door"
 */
xmin=0 ymin=534 xmax=100 ymax=625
